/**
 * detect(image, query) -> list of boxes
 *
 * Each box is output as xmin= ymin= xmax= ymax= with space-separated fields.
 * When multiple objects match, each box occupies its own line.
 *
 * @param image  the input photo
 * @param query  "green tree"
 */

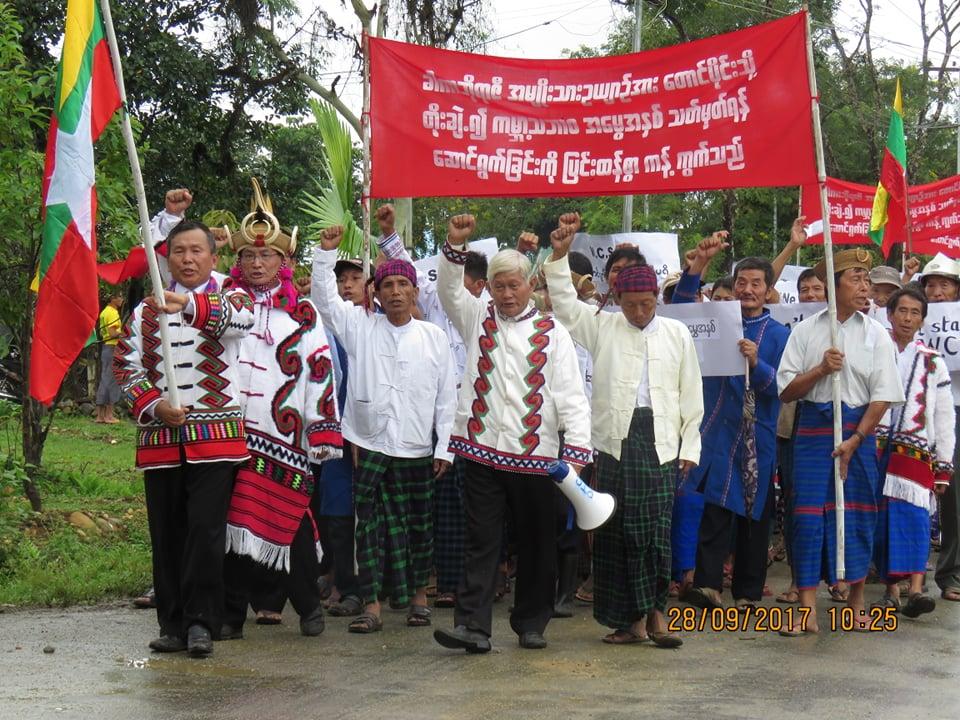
xmin=0 ymin=3 xmax=139 ymax=509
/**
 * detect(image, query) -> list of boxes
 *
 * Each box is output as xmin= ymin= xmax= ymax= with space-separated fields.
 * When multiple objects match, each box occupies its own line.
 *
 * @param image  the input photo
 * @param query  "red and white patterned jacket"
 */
xmin=114 ymin=287 xmax=255 ymax=470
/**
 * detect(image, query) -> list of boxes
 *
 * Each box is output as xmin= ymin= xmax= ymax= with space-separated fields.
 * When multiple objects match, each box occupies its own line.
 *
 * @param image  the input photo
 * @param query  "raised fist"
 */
xmin=164 ymin=188 xmax=193 ymax=216
xmin=211 ymin=226 xmax=231 ymax=251
xmin=517 ymin=232 xmax=539 ymax=254
xmin=558 ymin=212 xmax=581 ymax=234
xmin=375 ymin=204 xmax=396 ymax=238
xmin=320 ymin=225 xmax=344 ymax=251
xmin=903 ymin=256 xmax=921 ymax=280
xmin=549 ymin=226 xmax=576 ymax=260
xmin=447 ymin=214 xmax=476 ymax=245
xmin=697 ymin=231 xmax=730 ymax=261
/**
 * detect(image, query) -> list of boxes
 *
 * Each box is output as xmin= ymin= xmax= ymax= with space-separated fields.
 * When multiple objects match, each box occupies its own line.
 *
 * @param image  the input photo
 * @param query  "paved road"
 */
xmin=1 ymin=564 xmax=958 ymax=720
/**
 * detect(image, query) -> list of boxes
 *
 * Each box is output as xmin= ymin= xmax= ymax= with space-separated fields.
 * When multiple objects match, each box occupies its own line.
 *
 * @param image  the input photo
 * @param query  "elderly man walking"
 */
xmin=433 ymin=214 xmax=592 ymax=653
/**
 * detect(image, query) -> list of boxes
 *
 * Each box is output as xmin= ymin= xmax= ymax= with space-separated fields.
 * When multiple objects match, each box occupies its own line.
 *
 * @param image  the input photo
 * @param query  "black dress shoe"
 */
xmin=148 ymin=634 xmax=186 ymax=653
xmin=433 ymin=625 xmax=492 ymax=654
xmin=219 ymin=624 xmax=244 ymax=641
xmin=187 ymin=624 xmax=213 ymax=657
xmin=518 ymin=631 xmax=547 ymax=649
xmin=300 ymin=607 xmax=326 ymax=637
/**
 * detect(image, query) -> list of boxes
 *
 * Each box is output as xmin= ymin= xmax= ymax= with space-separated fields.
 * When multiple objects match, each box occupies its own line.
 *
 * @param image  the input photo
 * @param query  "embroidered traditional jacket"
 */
xmin=115 ymin=289 xmax=255 ymax=470
xmin=438 ymin=242 xmax=592 ymax=474
xmin=226 ymin=287 xmax=343 ymax=569
xmin=877 ymin=338 xmax=956 ymax=511
xmin=234 ymin=289 xmax=343 ymax=468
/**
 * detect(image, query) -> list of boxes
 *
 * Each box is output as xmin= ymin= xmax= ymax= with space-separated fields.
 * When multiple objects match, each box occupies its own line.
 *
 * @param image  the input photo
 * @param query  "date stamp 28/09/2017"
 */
xmin=666 ymin=605 xmax=898 ymax=633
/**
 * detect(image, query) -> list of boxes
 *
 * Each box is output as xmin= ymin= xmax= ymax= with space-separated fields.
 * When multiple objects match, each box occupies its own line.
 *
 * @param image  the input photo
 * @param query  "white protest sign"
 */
xmin=658 ymin=301 xmax=744 ymax=376
xmin=872 ymin=301 xmax=960 ymax=373
xmin=774 ymin=265 xmax=808 ymax=305
xmin=571 ymin=232 xmax=681 ymax=294
xmin=764 ymin=302 xmax=826 ymax=330
xmin=414 ymin=237 xmax=500 ymax=284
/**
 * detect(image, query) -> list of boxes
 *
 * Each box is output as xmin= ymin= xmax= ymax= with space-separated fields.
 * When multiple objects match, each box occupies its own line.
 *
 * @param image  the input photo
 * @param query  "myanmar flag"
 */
xmin=868 ymin=80 xmax=908 ymax=255
xmin=30 ymin=0 xmax=121 ymax=404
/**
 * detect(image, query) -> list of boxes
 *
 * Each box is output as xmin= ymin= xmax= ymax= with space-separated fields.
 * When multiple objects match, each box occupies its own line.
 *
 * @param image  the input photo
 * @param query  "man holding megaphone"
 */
xmin=433 ymin=213 xmax=594 ymax=654
xmin=543 ymin=213 xmax=704 ymax=648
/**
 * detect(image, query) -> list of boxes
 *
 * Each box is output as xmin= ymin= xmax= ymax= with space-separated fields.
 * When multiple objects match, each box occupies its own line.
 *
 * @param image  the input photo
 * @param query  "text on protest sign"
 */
xmin=414 ymin=237 xmax=500 ymax=283
xmin=802 ymin=175 xmax=960 ymax=257
xmin=868 ymin=302 xmax=960 ymax=373
xmin=764 ymin=302 xmax=826 ymax=330
xmin=571 ymin=232 xmax=681 ymax=293
xmin=369 ymin=13 xmax=815 ymax=198
xmin=658 ymin=302 xmax=745 ymax=377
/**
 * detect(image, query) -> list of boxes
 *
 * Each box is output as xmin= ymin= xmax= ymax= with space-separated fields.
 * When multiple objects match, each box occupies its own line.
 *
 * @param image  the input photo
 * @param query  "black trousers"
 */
xmin=693 ymin=489 xmax=774 ymax=601
xmin=455 ymin=461 xmax=557 ymax=637
xmin=223 ymin=514 xmax=323 ymax=628
xmin=143 ymin=457 xmax=236 ymax=638
xmin=312 ymin=462 xmax=360 ymax=600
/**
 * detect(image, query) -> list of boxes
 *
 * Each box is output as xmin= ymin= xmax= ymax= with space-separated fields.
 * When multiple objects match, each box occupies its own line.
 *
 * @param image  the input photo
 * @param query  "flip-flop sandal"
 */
xmin=348 ymin=612 xmax=383 ymax=634
xmin=406 ymin=604 xmax=432 ymax=627
xmin=776 ymin=589 xmax=800 ymax=604
xmin=901 ymin=593 xmax=936 ymax=618
xmin=255 ymin=610 xmax=283 ymax=625
xmin=602 ymin=629 xmax=649 ymax=645
xmin=575 ymin=588 xmax=594 ymax=604
xmin=132 ymin=588 xmax=156 ymax=609
xmin=827 ymin=585 xmax=849 ymax=603
xmin=778 ymin=624 xmax=817 ymax=637
xmin=649 ymin=631 xmax=683 ymax=648
xmin=434 ymin=592 xmax=456 ymax=608
xmin=735 ymin=599 xmax=758 ymax=612
xmin=941 ymin=587 xmax=960 ymax=602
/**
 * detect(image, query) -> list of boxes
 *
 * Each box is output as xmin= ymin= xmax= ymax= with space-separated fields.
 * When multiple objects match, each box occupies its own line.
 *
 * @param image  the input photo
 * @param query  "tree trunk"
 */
xmin=18 ymin=307 xmax=43 ymax=512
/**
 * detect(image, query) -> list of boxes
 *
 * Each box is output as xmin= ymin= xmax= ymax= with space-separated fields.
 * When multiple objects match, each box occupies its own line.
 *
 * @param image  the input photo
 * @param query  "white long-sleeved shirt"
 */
xmin=776 ymin=309 xmax=904 ymax=407
xmin=311 ymin=248 xmax=457 ymax=462
xmin=376 ymin=231 xmax=489 ymax=381
xmin=542 ymin=255 xmax=703 ymax=465
xmin=437 ymin=242 xmax=592 ymax=473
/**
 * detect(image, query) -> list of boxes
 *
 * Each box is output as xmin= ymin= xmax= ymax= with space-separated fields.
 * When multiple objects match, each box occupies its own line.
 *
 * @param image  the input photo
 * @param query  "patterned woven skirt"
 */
xmin=792 ymin=402 xmax=879 ymax=589
xmin=593 ymin=408 xmax=675 ymax=628
xmin=354 ymin=449 xmax=434 ymax=606
xmin=873 ymin=497 xmax=930 ymax=580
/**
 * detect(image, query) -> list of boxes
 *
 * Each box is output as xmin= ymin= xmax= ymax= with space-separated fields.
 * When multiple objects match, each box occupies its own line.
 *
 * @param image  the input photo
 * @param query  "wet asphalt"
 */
xmin=1 ymin=561 xmax=958 ymax=720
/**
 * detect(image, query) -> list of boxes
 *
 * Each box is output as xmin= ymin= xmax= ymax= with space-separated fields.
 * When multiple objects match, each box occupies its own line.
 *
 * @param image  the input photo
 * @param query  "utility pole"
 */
xmin=621 ymin=0 xmax=643 ymax=232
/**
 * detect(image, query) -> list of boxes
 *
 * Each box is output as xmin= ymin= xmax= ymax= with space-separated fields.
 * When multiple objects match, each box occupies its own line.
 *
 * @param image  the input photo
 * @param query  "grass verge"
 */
xmin=0 ymin=414 xmax=150 ymax=606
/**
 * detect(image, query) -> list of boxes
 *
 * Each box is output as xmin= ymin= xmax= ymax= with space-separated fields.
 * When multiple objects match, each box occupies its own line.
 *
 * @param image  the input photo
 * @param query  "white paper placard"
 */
xmin=658 ymin=301 xmax=745 ymax=376
xmin=571 ymin=232 xmax=681 ymax=293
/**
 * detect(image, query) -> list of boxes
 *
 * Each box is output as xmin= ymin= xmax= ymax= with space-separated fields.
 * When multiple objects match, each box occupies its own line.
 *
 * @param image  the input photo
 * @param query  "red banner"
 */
xmin=370 ymin=13 xmax=816 ymax=198
xmin=802 ymin=175 xmax=960 ymax=257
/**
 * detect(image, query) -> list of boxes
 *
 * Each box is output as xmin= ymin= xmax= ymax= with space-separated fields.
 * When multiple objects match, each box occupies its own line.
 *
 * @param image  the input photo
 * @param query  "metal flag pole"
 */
xmin=99 ymin=0 xmax=180 ymax=408
xmin=804 ymin=8 xmax=844 ymax=579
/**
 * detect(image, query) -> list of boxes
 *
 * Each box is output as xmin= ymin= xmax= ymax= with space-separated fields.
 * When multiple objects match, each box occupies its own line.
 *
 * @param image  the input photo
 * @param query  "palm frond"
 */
xmin=301 ymin=100 xmax=364 ymax=258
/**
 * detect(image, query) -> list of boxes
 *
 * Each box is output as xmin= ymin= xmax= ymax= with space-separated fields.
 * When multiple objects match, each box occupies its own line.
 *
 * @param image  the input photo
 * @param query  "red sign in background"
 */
xmin=370 ymin=13 xmax=817 ymax=198
xmin=802 ymin=175 xmax=960 ymax=257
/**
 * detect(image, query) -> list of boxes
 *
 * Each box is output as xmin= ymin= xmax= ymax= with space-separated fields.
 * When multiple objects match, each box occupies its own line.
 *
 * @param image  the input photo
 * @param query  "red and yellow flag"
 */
xmin=868 ymin=79 xmax=908 ymax=255
xmin=30 ymin=0 xmax=121 ymax=404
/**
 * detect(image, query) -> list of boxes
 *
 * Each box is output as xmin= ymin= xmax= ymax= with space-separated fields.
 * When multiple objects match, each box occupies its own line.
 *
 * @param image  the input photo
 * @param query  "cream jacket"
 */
xmin=543 ymin=255 xmax=703 ymax=465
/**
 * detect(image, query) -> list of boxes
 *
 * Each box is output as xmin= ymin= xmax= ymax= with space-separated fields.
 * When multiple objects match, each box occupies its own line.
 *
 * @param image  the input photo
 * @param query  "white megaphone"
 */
xmin=548 ymin=461 xmax=616 ymax=531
